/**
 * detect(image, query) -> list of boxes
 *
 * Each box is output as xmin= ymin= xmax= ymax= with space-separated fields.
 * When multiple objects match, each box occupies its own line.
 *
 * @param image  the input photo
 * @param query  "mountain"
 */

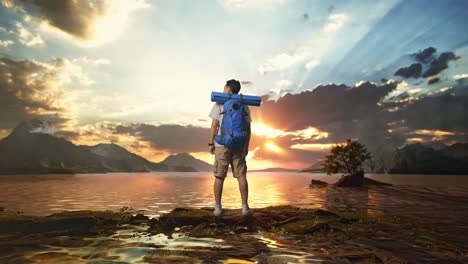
xmin=300 ymin=160 xmax=326 ymax=173
xmin=0 ymin=118 xmax=169 ymax=174
xmin=249 ymin=167 xmax=298 ymax=172
xmin=388 ymin=142 xmax=468 ymax=174
xmin=160 ymin=153 xmax=213 ymax=172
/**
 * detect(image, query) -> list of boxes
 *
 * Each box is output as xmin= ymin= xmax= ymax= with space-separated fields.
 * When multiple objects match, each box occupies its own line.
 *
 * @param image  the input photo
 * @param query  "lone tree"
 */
xmin=323 ymin=138 xmax=373 ymax=187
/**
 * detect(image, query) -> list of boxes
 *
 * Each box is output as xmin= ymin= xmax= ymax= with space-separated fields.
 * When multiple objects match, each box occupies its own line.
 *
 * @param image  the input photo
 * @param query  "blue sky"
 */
xmin=0 ymin=0 xmax=401 ymax=126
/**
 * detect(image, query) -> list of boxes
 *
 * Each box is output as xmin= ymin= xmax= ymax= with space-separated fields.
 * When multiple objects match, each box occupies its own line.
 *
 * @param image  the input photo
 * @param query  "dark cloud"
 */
xmin=427 ymin=77 xmax=439 ymax=85
xmin=251 ymin=82 xmax=397 ymax=132
xmin=0 ymin=57 xmax=71 ymax=132
xmin=113 ymin=123 xmax=211 ymax=153
xmin=414 ymin=46 xmax=436 ymax=62
xmin=251 ymin=80 xmax=468 ymax=162
xmin=247 ymin=82 xmax=407 ymax=162
xmin=12 ymin=0 xmax=108 ymax=40
xmin=423 ymin=52 xmax=459 ymax=77
xmin=391 ymin=94 xmax=468 ymax=135
xmin=394 ymin=63 xmax=422 ymax=78
xmin=110 ymin=121 xmax=315 ymax=164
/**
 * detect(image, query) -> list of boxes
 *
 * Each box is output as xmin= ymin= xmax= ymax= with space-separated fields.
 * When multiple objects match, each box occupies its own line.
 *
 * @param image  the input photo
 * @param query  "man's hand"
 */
xmin=242 ymin=146 xmax=249 ymax=158
xmin=210 ymin=145 xmax=216 ymax=154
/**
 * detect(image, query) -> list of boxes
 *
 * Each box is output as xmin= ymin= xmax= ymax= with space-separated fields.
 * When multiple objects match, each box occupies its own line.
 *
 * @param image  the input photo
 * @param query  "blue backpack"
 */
xmin=215 ymin=94 xmax=248 ymax=148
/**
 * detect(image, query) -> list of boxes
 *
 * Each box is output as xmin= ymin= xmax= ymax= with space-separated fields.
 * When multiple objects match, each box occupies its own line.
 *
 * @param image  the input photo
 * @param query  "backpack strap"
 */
xmin=218 ymin=103 xmax=225 ymax=115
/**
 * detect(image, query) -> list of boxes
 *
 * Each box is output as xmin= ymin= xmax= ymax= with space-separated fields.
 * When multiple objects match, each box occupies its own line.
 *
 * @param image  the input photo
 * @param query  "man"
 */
xmin=209 ymin=79 xmax=252 ymax=217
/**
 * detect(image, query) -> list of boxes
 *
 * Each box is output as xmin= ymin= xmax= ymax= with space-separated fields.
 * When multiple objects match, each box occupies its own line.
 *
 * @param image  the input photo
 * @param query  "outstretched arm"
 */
xmin=244 ymin=121 xmax=251 ymax=157
xmin=209 ymin=118 xmax=219 ymax=154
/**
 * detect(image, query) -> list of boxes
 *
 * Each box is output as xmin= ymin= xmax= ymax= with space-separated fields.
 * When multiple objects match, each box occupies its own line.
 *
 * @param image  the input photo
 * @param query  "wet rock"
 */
xmin=29 ymin=252 xmax=77 ymax=262
xmin=148 ymin=205 xmax=347 ymax=238
xmin=47 ymin=236 xmax=95 ymax=247
xmin=142 ymin=254 xmax=199 ymax=264
xmin=335 ymin=170 xmax=364 ymax=187
xmin=309 ymin=179 xmax=328 ymax=187
xmin=115 ymin=242 xmax=164 ymax=248
xmin=0 ymin=210 xmax=132 ymax=236
xmin=130 ymin=213 xmax=149 ymax=225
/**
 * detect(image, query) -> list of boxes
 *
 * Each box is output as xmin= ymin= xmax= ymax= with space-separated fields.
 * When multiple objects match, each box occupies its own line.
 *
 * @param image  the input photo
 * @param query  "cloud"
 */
xmin=245 ymin=82 xmax=407 ymax=167
xmin=323 ymin=13 xmax=349 ymax=34
xmin=0 ymin=57 xmax=69 ymax=130
xmin=414 ymin=46 xmax=437 ymax=62
xmin=219 ymin=0 xmax=285 ymax=10
xmin=245 ymin=79 xmax=467 ymax=166
xmin=113 ymin=123 xmax=210 ymax=153
xmin=3 ymin=0 xmax=150 ymax=46
xmin=305 ymin=59 xmax=320 ymax=72
xmin=251 ymin=82 xmax=398 ymax=132
xmin=0 ymin=56 xmax=104 ymax=134
xmin=15 ymin=22 xmax=43 ymax=46
xmin=257 ymin=12 xmax=348 ymax=75
xmin=258 ymin=49 xmax=311 ymax=75
xmin=453 ymin=73 xmax=468 ymax=80
xmin=0 ymin=39 xmax=14 ymax=47
xmin=391 ymin=94 xmax=468 ymax=135
xmin=422 ymin=52 xmax=459 ymax=77
xmin=394 ymin=63 xmax=422 ymax=78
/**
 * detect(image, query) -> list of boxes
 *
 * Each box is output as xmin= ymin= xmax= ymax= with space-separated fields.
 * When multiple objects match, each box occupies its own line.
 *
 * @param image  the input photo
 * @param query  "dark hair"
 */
xmin=226 ymin=79 xmax=241 ymax=94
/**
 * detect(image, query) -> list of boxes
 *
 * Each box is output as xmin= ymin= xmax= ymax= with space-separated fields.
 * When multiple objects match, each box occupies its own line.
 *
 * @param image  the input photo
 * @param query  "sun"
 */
xmin=265 ymin=141 xmax=283 ymax=154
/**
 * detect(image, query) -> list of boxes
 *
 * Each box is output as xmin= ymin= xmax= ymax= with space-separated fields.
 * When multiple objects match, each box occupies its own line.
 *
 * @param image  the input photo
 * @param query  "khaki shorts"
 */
xmin=213 ymin=146 xmax=247 ymax=178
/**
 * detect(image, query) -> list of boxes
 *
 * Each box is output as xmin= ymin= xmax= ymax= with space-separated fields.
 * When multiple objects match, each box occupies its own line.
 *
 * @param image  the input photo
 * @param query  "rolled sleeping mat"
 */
xmin=210 ymin=92 xmax=262 ymax=106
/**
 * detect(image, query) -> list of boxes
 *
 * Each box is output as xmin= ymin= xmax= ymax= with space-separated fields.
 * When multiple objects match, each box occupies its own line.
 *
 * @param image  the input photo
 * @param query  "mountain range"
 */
xmin=2 ymin=119 xmax=467 ymax=175
xmin=385 ymin=142 xmax=468 ymax=174
xmin=0 ymin=119 xmax=212 ymax=174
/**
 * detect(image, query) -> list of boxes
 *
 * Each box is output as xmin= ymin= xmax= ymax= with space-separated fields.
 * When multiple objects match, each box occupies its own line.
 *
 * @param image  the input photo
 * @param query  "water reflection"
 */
xmin=0 ymin=172 xmax=468 ymax=224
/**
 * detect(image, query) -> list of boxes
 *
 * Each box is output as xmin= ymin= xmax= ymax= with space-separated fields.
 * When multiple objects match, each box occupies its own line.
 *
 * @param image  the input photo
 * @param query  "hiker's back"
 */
xmin=215 ymin=97 xmax=249 ymax=148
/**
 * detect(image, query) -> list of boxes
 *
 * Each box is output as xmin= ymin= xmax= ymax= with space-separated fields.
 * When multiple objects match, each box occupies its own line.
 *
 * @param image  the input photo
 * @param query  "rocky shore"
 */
xmin=0 ymin=205 xmax=467 ymax=263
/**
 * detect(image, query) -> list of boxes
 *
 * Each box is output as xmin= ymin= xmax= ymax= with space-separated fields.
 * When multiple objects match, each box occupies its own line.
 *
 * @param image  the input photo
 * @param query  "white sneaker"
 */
xmin=242 ymin=206 xmax=252 ymax=216
xmin=213 ymin=205 xmax=223 ymax=216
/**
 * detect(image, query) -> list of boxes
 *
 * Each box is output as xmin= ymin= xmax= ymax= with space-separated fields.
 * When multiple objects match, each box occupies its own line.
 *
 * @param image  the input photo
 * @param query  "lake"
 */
xmin=1 ymin=172 xmax=468 ymax=222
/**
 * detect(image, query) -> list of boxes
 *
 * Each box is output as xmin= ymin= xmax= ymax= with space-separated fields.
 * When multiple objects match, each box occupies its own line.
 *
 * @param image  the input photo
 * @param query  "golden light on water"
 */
xmin=201 ymin=170 xmax=289 ymax=208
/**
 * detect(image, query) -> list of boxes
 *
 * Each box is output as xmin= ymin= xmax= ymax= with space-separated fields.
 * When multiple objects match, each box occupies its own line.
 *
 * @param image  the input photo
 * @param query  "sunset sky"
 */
xmin=1 ymin=0 xmax=467 ymax=170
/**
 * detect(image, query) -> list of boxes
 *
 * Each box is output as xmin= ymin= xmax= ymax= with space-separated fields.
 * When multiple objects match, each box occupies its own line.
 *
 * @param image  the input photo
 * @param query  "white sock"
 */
xmin=215 ymin=204 xmax=222 ymax=210
xmin=242 ymin=203 xmax=249 ymax=210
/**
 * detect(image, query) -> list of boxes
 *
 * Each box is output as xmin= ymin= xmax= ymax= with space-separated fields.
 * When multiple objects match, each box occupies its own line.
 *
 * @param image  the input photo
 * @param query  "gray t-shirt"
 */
xmin=209 ymin=102 xmax=252 ymax=147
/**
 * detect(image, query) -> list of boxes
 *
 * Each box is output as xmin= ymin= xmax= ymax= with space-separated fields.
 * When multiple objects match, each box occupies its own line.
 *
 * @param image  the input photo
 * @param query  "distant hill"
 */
xmin=249 ymin=167 xmax=298 ymax=172
xmin=300 ymin=160 xmax=326 ymax=173
xmin=0 ymin=118 xmax=170 ymax=174
xmin=388 ymin=142 xmax=468 ymax=174
xmin=302 ymin=142 xmax=468 ymax=175
xmin=160 ymin=153 xmax=213 ymax=172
